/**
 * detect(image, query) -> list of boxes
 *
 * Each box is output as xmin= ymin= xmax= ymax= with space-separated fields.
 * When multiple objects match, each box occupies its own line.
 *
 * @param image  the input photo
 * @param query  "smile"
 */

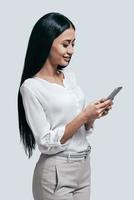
xmin=63 ymin=57 xmax=71 ymax=61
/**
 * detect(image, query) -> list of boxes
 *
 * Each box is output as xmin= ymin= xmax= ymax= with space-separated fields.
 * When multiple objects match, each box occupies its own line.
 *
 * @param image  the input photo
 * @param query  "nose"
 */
xmin=67 ymin=44 xmax=74 ymax=55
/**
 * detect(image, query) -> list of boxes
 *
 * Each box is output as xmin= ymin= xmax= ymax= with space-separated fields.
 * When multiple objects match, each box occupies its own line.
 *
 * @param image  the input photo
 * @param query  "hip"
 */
xmin=32 ymin=151 xmax=91 ymax=196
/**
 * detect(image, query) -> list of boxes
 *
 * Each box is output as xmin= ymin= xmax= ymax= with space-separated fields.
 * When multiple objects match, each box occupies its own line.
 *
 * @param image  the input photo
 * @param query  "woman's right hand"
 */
xmin=83 ymin=98 xmax=113 ymax=121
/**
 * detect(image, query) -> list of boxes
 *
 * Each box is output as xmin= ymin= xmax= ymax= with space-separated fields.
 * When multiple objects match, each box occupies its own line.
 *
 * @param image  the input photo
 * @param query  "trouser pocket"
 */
xmin=36 ymin=163 xmax=59 ymax=194
xmin=54 ymin=165 xmax=60 ymax=193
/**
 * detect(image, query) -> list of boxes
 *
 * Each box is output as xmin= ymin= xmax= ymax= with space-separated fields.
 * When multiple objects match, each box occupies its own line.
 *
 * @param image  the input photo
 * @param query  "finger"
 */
xmin=97 ymin=99 xmax=112 ymax=109
xmin=94 ymin=98 xmax=105 ymax=104
xmin=103 ymin=110 xmax=108 ymax=115
xmin=98 ymin=104 xmax=112 ymax=114
xmin=99 ymin=98 xmax=106 ymax=103
xmin=97 ymin=107 xmax=108 ymax=115
xmin=98 ymin=111 xmax=107 ymax=118
xmin=101 ymin=110 xmax=109 ymax=117
xmin=105 ymin=106 xmax=112 ymax=110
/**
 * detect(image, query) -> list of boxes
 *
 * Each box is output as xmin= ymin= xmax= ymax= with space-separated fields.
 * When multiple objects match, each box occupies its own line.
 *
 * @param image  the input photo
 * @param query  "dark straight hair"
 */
xmin=17 ymin=12 xmax=75 ymax=158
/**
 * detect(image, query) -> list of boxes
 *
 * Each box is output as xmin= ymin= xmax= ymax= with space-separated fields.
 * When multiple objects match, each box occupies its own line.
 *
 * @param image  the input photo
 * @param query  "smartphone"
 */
xmin=106 ymin=86 xmax=123 ymax=100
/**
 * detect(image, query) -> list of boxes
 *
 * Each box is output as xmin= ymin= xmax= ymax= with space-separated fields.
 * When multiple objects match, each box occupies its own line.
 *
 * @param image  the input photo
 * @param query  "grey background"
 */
xmin=0 ymin=0 xmax=133 ymax=199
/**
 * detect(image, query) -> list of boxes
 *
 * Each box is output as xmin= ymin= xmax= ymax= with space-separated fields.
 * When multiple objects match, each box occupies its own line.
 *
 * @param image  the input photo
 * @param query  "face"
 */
xmin=47 ymin=27 xmax=75 ymax=66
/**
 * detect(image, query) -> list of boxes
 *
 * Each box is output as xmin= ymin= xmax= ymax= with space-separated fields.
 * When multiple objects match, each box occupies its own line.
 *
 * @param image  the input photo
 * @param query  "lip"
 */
xmin=63 ymin=57 xmax=71 ymax=61
xmin=64 ymin=58 xmax=70 ymax=62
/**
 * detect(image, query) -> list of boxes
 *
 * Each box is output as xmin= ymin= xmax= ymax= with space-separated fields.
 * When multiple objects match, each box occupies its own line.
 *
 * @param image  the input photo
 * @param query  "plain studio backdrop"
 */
xmin=0 ymin=0 xmax=133 ymax=199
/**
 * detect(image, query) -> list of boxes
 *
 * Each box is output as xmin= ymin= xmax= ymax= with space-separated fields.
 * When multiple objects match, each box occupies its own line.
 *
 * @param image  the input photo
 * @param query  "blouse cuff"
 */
xmin=37 ymin=125 xmax=70 ymax=155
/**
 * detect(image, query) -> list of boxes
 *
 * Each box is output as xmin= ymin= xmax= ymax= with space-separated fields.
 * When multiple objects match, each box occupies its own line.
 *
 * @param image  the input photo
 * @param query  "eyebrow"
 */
xmin=63 ymin=39 xmax=76 ymax=42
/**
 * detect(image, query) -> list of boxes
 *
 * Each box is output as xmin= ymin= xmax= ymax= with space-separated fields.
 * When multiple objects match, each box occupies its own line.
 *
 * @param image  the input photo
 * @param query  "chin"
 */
xmin=59 ymin=62 xmax=69 ymax=67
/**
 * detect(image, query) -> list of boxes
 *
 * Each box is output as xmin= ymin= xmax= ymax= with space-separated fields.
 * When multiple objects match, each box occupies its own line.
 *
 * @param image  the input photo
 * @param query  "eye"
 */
xmin=72 ymin=43 xmax=75 ymax=47
xmin=62 ymin=42 xmax=75 ymax=48
xmin=62 ymin=43 xmax=69 ymax=48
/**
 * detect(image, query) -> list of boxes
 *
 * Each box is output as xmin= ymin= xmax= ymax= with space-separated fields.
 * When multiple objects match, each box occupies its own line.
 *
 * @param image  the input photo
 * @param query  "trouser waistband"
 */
xmin=43 ymin=146 xmax=91 ymax=159
xmin=57 ymin=146 xmax=91 ymax=158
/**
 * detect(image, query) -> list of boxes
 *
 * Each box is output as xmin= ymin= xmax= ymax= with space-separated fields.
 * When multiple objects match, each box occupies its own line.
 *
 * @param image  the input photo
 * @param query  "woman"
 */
xmin=17 ymin=12 xmax=113 ymax=200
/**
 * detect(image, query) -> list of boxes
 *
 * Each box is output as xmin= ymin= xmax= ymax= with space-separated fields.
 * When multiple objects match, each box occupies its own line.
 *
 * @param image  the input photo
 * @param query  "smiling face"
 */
xmin=47 ymin=27 xmax=75 ymax=67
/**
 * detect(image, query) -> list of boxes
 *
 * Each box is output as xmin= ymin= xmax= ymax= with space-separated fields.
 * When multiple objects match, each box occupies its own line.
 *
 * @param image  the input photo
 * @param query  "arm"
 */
xmin=20 ymin=85 xmax=69 ymax=155
xmin=60 ymin=112 xmax=88 ymax=144
xmin=60 ymin=116 xmax=95 ymax=144
xmin=60 ymin=98 xmax=113 ymax=143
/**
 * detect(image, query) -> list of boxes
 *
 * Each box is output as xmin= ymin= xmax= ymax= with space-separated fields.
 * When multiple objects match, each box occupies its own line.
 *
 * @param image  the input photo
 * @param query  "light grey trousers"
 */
xmin=32 ymin=153 xmax=91 ymax=200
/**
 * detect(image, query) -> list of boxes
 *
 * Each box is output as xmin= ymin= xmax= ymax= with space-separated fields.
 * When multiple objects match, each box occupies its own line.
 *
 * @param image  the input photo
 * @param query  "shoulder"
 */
xmin=20 ymin=78 xmax=38 ymax=96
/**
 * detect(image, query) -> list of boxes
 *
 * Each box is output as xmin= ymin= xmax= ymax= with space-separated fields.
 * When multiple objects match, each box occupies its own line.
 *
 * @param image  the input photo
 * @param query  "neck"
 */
xmin=36 ymin=60 xmax=60 ymax=78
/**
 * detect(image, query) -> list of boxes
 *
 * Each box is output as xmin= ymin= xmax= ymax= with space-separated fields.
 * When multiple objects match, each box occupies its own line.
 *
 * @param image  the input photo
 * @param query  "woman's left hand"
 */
xmin=100 ymin=98 xmax=113 ymax=117
xmin=96 ymin=98 xmax=113 ymax=117
xmin=101 ymin=104 xmax=112 ymax=117
xmin=84 ymin=99 xmax=113 ymax=131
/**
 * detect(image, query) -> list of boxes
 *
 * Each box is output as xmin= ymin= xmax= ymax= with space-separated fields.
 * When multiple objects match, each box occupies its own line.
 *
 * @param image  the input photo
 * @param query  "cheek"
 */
xmin=54 ymin=45 xmax=67 ymax=56
xmin=50 ymin=48 xmax=59 ymax=58
xmin=49 ymin=45 xmax=67 ymax=64
xmin=57 ymin=47 xmax=66 ymax=57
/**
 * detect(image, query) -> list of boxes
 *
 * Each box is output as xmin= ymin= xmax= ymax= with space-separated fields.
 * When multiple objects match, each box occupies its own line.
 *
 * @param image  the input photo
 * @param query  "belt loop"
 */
xmin=84 ymin=153 xmax=87 ymax=159
xmin=67 ymin=152 xmax=71 ymax=162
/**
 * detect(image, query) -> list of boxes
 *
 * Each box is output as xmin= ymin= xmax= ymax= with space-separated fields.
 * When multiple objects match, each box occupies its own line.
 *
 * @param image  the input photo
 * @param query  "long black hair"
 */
xmin=17 ymin=12 xmax=75 ymax=158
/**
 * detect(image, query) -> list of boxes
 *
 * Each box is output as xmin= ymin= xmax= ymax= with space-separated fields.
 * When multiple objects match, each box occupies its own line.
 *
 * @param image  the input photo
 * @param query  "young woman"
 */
xmin=17 ymin=12 xmax=113 ymax=200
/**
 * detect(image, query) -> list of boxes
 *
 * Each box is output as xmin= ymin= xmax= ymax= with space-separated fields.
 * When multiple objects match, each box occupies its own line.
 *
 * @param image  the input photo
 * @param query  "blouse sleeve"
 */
xmin=20 ymin=85 xmax=69 ymax=155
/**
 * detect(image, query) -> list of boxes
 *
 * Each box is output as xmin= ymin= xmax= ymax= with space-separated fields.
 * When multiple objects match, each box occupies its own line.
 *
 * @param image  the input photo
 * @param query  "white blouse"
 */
xmin=20 ymin=67 xmax=93 ymax=155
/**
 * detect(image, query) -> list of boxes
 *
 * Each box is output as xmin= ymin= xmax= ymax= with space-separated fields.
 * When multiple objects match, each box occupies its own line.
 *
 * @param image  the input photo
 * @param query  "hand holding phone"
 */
xmin=100 ymin=86 xmax=122 ymax=116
